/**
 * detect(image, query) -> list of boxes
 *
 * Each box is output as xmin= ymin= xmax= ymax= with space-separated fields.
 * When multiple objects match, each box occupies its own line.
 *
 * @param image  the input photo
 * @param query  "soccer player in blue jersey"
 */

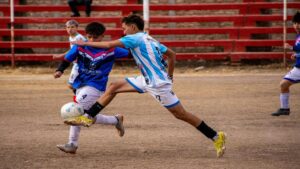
xmin=69 ymin=14 xmax=226 ymax=157
xmin=272 ymin=11 xmax=300 ymax=116
xmin=54 ymin=22 xmax=129 ymax=154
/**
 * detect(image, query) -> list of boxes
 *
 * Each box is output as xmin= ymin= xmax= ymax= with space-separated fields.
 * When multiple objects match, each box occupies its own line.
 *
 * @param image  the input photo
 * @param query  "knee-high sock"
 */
xmin=280 ymin=93 xmax=289 ymax=109
xmin=95 ymin=114 xmax=117 ymax=125
xmin=68 ymin=125 xmax=81 ymax=146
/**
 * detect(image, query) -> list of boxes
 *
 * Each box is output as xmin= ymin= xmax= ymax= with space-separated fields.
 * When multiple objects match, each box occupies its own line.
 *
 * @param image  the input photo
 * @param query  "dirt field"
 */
xmin=1 ymin=67 xmax=300 ymax=169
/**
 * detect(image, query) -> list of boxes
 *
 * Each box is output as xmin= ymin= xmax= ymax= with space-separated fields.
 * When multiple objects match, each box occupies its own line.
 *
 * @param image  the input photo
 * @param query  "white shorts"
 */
xmin=75 ymin=86 xmax=103 ymax=110
xmin=68 ymin=63 xmax=79 ymax=84
xmin=126 ymin=76 xmax=180 ymax=108
xmin=283 ymin=67 xmax=300 ymax=83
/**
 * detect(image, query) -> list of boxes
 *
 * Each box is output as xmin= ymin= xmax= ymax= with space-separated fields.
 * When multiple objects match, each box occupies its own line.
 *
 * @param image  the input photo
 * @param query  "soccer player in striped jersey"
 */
xmin=54 ymin=22 xmax=129 ymax=154
xmin=69 ymin=14 xmax=226 ymax=157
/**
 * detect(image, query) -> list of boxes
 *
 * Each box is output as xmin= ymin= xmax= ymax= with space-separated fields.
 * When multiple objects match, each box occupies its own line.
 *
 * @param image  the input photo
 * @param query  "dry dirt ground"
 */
xmin=1 ymin=66 xmax=300 ymax=169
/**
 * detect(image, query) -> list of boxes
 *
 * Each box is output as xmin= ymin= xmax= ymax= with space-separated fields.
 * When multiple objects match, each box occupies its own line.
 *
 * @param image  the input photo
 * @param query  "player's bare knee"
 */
xmin=279 ymin=81 xmax=285 ymax=88
xmin=108 ymin=82 xmax=119 ymax=92
xmin=280 ymin=81 xmax=290 ymax=92
xmin=106 ymin=82 xmax=120 ymax=97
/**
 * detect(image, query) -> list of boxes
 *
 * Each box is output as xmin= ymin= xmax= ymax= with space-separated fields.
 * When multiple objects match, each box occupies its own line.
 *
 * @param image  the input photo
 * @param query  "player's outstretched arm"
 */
xmin=72 ymin=39 xmax=124 ymax=48
xmin=53 ymin=50 xmax=69 ymax=59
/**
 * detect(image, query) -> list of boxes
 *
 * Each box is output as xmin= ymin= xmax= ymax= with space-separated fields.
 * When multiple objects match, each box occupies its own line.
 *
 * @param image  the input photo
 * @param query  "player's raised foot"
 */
xmin=115 ymin=114 xmax=125 ymax=137
xmin=213 ymin=131 xmax=226 ymax=158
xmin=56 ymin=143 xmax=78 ymax=154
xmin=271 ymin=108 xmax=290 ymax=116
xmin=64 ymin=115 xmax=95 ymax=127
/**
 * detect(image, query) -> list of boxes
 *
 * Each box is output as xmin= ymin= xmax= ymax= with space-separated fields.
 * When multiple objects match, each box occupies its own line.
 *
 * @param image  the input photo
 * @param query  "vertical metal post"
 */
xmin=168 ymin=0 xmax=175 ymax=40
xmin=143 ymin=0 xmax=149 ymax=33
xmin=10 ymin=0 xmax=15 ymax=68
xmin=283 ymin=0 xmax=287 ymax=67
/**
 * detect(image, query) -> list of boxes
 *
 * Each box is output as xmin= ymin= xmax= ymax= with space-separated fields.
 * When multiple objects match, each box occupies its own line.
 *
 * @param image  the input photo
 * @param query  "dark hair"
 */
xmin=292 ymin=11 xmax=300 ymax=23
xmin=85 ymin=22 xmax=106 ymax=36
xmin=122 ymin=14 xmax=144 ymax=31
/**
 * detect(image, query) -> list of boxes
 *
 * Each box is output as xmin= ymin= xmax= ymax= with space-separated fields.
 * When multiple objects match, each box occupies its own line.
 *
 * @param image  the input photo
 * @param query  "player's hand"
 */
xmin=72 ymin=40 xmax=85 ymax=46
xmin=53 ymin=54 xmax=64 ymax=59
xmin=54 ymin=71 xmax=63 ymax=78
xmin=284 ymin=43 xmax=293 ymax=50
xmin=291 ymin=53 xmax=296 ymax=60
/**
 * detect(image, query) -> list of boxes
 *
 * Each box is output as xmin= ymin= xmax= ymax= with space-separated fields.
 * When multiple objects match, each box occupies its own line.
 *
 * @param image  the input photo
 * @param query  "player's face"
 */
xmin=122 ymin=23 xmax=136 ymax=35
xmin=293 ymin=22 xmax=300 ymax=34
xmin=86 ymin=34 xmax=103 ymax=42
xmin=66 ymin=25 xmax=78 ymax=36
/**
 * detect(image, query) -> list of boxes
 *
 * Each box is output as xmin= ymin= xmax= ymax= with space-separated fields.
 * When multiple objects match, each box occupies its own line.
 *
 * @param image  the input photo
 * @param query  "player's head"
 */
xmin=65 ymin=20 xmax=79 ymax=36
xmin=85 ymin=22 xmax=106 ymax=42
xmin=121 ymin=14 xmax=144 ymax=35
xmin=292 ymin=11 xmax=300 ymax=33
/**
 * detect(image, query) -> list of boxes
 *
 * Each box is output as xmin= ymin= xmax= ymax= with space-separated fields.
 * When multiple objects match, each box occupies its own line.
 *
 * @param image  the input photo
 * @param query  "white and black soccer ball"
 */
xmin=60 ymin=102 xmax=84 ymax=120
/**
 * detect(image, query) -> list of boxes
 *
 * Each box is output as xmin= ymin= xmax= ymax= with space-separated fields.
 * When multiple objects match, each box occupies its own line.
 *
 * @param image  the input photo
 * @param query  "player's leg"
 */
xmin=58 ymin=85 xmax=126 ymax=153
xmin=149 ymin=84 xmax=226 ymax=157
xmin=167 ymin=104 xmax=226 ymax=157
xmin=57 ymin=86 xmax=100 ymax=153
xmin=272 ymin=67 xmax=300 ymax=116
xmin=89 ymin=76 xmax=145 ymax=116
xmin=65 ymin=86 xmax=125 ymax=128
xmin=94 ymin=114 xmax=125 ymax=137
xmin=57 ymin=126 xmax=80 ymax=154
xmin=66 ymin=77 xmax=145 ymax=124
xmin=98 ymin=78 xmax=141 ymax=106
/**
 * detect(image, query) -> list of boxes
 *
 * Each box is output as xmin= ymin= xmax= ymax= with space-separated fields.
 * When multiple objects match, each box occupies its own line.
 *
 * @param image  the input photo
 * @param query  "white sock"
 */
xmin=280 ymin=93 xmax=289 ymax=109
xmin=83 ymin=113 xmax=92 ymax=118
xmin=68 ymin=125 xmax=81 ymax=146
xmin=95 ymin=114 xmax=118 ymax=125
xmin=212 ymin=133 xmax=219 ymax=141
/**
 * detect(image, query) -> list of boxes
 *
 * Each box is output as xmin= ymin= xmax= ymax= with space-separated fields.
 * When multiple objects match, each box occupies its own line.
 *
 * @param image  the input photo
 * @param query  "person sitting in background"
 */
xmin=68 ymin=0 xmax=92 ymax=17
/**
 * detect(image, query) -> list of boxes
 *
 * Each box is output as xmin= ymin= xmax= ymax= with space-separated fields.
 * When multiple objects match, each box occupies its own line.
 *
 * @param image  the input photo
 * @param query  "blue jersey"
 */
xmin=65 ymin=45 xmax=129 ymax=91
xmin=293 ymin=34 xmax=300 ymax=67
xmin=120 ymin=32 xmax=171 ymax=87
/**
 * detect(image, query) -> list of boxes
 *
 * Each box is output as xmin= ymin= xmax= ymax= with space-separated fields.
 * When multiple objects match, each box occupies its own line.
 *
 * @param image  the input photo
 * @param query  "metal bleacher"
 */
xmin=0 ymin=1 xmax=299 ymax=64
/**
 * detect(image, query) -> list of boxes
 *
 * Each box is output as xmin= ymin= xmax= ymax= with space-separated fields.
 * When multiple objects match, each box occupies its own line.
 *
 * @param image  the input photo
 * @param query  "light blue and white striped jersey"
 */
xmin=120 ymin=32 xmax=172 ymax=87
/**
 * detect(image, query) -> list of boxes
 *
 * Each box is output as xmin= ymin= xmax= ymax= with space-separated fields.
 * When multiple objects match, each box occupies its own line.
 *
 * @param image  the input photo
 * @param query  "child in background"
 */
xmin=53 ymin=20 xmax=86 ymax=90
xmin=272 ymin=11 xmax=300 ymax=116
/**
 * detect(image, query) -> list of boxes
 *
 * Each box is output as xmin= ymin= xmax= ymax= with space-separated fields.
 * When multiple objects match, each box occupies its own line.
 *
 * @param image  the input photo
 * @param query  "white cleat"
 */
xmin=56 ymin=143 xmax=78 ymax=154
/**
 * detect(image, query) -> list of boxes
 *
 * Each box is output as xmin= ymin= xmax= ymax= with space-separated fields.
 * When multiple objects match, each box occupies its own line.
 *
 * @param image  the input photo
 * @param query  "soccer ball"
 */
xmin=60 ymin=102 xmax=84 ymax=120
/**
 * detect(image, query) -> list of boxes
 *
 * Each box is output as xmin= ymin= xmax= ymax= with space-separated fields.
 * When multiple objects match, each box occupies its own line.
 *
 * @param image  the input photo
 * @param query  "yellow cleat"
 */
xmin=64 ymin=115 xmax=95 ymax=127
xmin=214 ymin=131 xmax=226 ymax=158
